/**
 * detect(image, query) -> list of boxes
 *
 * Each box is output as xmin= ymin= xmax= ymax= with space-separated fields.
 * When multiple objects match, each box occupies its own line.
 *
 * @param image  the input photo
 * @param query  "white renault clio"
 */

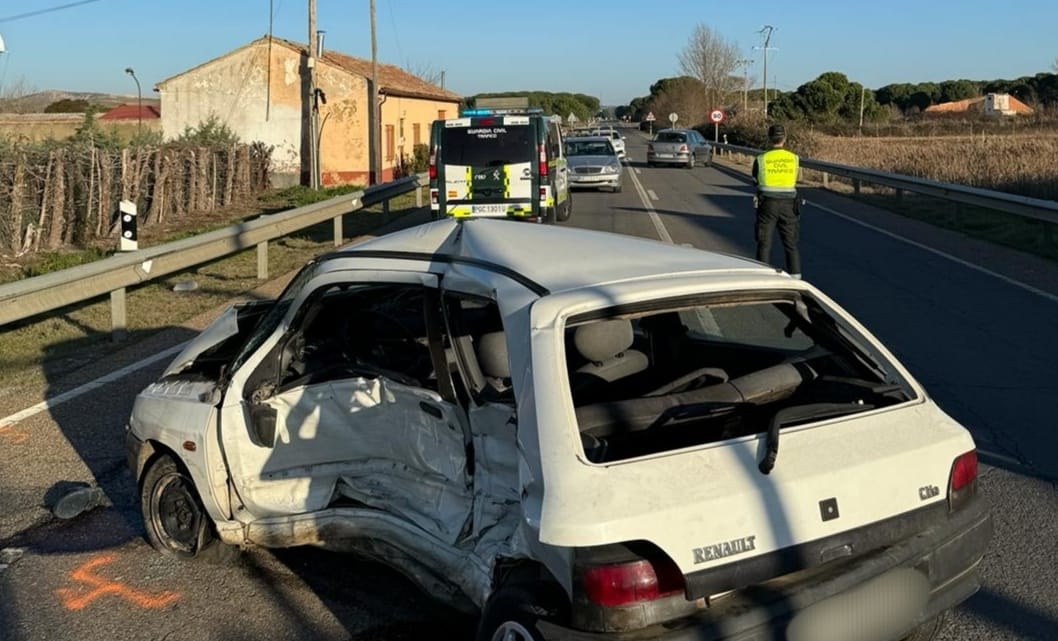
xmin=127 ymin=218 xmax=991 ymax=641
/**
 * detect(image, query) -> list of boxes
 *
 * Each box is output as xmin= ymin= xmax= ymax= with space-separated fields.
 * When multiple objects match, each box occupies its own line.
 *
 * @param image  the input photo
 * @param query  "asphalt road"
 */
xmin=1 ymin=129 xmax=1056 ymax=641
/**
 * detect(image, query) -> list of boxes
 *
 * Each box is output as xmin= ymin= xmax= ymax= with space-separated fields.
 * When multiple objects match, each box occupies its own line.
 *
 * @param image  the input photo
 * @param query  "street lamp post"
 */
xmin=124 ymin=67 xmax=142 ymax=137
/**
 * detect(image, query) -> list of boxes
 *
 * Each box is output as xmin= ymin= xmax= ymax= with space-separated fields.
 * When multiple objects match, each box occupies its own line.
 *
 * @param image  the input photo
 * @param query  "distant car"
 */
xmin=648 ymin=128 xmax=712 ymax=168
xmin=564 ymin=136 xmax=623 ymax=193
xmin=128 ymin=218 xmax=990 ymax=641
xmin=591 ymin=127 xmax=626 ymax=158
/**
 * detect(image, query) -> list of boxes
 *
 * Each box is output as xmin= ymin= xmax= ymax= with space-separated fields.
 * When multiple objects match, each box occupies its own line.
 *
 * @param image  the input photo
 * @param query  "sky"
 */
xmin=0 ymin=0 xmax=1055 ymax=105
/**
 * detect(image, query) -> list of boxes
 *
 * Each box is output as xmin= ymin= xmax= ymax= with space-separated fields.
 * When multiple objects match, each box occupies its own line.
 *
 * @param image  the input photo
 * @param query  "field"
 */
xmin=0 ymin=114 xmax=159 ymax=142
xmin=809 ymin=132 xmax=1058 ymax=201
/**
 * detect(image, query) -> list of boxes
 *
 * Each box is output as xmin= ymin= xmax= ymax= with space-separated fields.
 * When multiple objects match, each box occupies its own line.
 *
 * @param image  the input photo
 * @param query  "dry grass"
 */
xmin=809 ymin=133 xmax=1058 ymax=201
xmin=0 ymin=118 xmax=158 ymax=142
xmin=0 ymin=188 xmax=426 ymax=389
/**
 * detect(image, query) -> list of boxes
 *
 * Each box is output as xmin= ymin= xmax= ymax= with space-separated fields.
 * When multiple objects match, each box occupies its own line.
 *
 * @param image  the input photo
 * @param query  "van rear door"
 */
xmin=436 ymin=116 xmax=536 ymax=218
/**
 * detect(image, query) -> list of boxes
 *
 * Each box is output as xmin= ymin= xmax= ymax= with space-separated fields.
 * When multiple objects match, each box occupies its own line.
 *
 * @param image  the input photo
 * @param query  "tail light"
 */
xmin=948 ymin=450 xmax=978 ymax=512
xmin=580 ymin=558 xmax=684 ymax=607
xmin=538 ymin=142 xmax=548 ymax=177
xmin=428 ymin=146 xmax=437 ymax=180
xmin=679 ymin=144 xmax=689 ymax=153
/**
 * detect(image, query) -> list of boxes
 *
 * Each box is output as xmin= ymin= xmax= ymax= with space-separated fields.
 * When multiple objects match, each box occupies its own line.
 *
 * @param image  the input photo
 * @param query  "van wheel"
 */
xmin=613 ymin=184 xmax=623 ymax=193
xmin=557 ymin=196 xmax=572 ymax=222
xmin=141 ymin=454 xmax=235 ymax=563
xmin=475 ymin=584 xmax=568 ymax=641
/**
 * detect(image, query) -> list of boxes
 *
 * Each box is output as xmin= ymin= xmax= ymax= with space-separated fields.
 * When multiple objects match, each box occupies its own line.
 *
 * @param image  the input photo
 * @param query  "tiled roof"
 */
xmin=157 ymin=37 xmax=460 ymax=103
xmin=98 ymin=104 xmax=161 ymax=120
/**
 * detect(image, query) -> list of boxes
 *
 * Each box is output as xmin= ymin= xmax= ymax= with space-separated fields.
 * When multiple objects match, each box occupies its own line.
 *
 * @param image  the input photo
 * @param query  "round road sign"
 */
xmin=668 ymin=112 xmax=679 ymax=124
xmin=710 ymin=110 xmax=725 ymax=123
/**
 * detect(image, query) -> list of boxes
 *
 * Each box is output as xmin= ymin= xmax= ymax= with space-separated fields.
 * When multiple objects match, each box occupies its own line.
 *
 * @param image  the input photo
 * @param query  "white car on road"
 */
xmin=591 ymin=127 xmax=626 ymax=158
xmin=127 ymin=218 xmax=991 ymax=641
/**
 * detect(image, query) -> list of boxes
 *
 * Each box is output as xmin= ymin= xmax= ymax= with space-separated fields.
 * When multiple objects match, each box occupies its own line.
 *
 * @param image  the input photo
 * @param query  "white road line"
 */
xmin=0 ymin=342 xmax=188 ymax=427
xmin=634 ymin=167 xmax=641 ymax=175
xmin=626 ymin=160 xmax=673 ymax=244
xmin=647 ymin=189 xmax=659 ymax=201
xmin=810 ymin=201 xmax=1058 ymax=304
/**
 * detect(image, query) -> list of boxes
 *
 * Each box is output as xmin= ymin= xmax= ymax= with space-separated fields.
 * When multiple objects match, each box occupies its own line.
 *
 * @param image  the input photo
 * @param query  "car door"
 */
xmin=215 ymin=270 xmax=474 ymax=544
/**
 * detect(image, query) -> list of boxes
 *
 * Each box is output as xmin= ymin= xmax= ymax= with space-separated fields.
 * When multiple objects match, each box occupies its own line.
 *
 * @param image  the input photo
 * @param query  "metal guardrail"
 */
xmin=0 ymin=173 xmax=427 ymax=338
xmin=711 ymin=142 xmax=1058 ymax=226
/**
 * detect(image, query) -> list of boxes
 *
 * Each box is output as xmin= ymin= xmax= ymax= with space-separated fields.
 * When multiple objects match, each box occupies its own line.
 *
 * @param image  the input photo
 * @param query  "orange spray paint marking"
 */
xmin=0 ymin=424 xmax=28 ymax=444
xmin=56 ymin=554 xmax=180 ymax=611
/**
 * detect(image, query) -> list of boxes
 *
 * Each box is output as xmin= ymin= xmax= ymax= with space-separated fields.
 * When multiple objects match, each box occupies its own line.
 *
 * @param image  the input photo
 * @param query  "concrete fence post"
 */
xmin=110 ymin=288 xmax=127 ymax=342
xmin=256 ymin=241 xmax=269 ymax=280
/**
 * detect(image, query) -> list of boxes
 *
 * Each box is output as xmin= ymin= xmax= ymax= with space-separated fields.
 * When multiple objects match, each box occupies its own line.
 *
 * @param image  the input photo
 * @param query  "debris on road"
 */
xmin=52 ymin=485 xmax=108 ymax=520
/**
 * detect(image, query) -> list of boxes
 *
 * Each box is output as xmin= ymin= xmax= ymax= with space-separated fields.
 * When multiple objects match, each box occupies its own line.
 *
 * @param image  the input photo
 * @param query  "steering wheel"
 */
xmin=646 ymin=366 xmax=729 ymax=396
xmin=342 ymin=310 xmax=427 ymax=378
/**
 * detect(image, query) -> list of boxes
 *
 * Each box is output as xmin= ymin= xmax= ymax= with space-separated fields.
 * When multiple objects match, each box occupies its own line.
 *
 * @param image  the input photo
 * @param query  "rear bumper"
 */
xmin=647 ymin=152 xmax=692 ymax=165
xmin=540 ymin=498 xmax=992 ymax=641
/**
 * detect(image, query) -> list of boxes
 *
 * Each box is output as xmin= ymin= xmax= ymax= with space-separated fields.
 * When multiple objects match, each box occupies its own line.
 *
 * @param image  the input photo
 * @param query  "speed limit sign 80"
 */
xmin=709 ymin=110 xmax=725 ymax=123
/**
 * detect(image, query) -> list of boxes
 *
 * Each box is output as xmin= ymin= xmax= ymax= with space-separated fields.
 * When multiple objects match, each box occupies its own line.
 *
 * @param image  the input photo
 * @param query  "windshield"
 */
xmin=440 ymin=124 xmax=534 ymax=166
xmin=565 ymin=292 xmax=915 ymax=463
xmin=656 ymin=131 xmax=687 ymax=143
xmin=566 ymin=140 xmax=616 ymax=156
xmin=229 ymin=260 xmax=322 ymax=375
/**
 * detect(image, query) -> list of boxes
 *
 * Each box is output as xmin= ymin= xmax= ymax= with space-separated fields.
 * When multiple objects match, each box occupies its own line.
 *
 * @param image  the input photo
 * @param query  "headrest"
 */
xmin=476 ymin=332 xmax=510 ymax=379
xmin=574 ymin=319 xmax=634 ymax=363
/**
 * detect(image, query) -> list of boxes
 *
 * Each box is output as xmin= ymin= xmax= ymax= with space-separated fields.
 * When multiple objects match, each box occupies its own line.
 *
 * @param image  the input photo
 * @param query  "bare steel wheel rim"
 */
xmin=490 ymin=621 xmax=535 ymax=641
xmin=150 ymin=470 xmax=202 ymax=554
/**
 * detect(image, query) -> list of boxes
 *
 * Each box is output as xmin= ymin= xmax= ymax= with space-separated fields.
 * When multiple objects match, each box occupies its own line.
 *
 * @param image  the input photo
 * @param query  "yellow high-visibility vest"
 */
xmin=756 ymin=148 xmax=799 ymax=195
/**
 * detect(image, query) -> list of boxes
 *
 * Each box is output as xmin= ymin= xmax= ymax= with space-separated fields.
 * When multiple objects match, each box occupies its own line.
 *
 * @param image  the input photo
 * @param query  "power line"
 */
xmin=0 ymin=0 xmax=105 ymax=24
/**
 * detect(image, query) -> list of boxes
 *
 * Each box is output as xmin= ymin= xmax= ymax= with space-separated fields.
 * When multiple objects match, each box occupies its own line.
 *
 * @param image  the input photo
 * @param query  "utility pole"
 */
xmin=754 ymin=26 xmax=777 ymax=118
xmin=735 ymin=58 xmax=753 ymax=115
xmin=369 ymin=0 xmax=381 ymax=185
xmin=859 ymin=85 xmax=868 ymax=132
xmin=307 ymin=0 xmax=319 ymax=189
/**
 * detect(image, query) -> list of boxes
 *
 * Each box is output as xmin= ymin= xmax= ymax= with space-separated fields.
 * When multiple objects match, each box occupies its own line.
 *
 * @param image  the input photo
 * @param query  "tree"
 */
xmin=938 ymin=79 xmax=980 ymax=103
xmin=650 ymin=77 xmax=711 ymax=127
xmin=677 ymin=24 xmax=741 ymax=113
xmin=44 ymin=98 xmax=92 ymax=113
xmin=0 ymin=76 xmax=38 ymax=113
xmin=406 ymin=61 xmax=445 ymax=88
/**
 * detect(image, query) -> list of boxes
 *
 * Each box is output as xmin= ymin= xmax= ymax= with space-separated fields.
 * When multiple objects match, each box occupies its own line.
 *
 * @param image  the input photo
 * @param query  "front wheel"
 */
xmin=141 ymin=454 xmax=233 ymax=562
xmin=475 ymin=584 xmax=568 ymax=641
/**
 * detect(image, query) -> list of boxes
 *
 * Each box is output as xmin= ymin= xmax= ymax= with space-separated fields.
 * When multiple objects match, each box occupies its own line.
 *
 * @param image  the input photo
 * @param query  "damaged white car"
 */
xmin=127 ymin=218 xmax=991 ymax=641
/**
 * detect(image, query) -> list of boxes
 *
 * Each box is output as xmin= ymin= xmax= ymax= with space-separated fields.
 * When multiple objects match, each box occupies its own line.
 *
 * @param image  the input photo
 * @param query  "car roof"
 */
xmin=565 ymin=136 xmax=612 ymax=142
xmin=332 ymin=219 xmax=776 ymax=296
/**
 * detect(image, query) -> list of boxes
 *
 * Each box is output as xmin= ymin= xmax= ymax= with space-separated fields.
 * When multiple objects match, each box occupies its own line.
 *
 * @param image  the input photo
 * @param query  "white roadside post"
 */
xmin=113 ymin=200 xmax=139 ymax=341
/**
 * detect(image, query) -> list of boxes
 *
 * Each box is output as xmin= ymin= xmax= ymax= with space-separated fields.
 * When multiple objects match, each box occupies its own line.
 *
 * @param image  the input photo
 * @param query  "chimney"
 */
xmin=316 ymin=30 xmax=326 ymax=57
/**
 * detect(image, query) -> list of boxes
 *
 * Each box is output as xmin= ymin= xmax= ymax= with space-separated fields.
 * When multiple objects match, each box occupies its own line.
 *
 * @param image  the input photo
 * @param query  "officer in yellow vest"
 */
xmin=752 ymin=124 xmax=802 ymax=278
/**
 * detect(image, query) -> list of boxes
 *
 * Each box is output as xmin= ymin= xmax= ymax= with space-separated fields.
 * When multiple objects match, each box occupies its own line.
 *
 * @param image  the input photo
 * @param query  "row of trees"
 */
xmin=621 ymin=23 xmax=1058 ymax=130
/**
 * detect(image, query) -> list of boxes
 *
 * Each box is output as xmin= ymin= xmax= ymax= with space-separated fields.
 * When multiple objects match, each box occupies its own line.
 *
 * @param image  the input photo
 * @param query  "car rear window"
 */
xmin=656 ymin=132 xmax=686 ymax=143
xmin=564 ymin=294 xmax=915 ymax=463
xmin=441 ymin=124 xmax=534 ymax=167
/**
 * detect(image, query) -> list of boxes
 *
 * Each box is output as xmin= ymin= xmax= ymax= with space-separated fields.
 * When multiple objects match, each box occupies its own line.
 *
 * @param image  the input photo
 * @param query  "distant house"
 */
xmin=98 ymin=103 xmax=161 ymax=121
xmin=154 ymin=36 xmax=462 ymax=186
xmin=924 ymin=93 xmax=1033 ymax=116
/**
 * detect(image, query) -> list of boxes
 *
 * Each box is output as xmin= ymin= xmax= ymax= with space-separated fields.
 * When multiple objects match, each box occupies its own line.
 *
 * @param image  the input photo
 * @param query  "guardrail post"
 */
xmin=416 ymin=184 xmax=423 ymax=208
xmin=256 ymin=241 xmax=269 ymax=280
xmin=382 ymin=198 xmax=391 ymax=215
xmin=896 ymin=188 xmax=904 ymax=204
xmin=822 ymin=172 xmax=829 ymax=189
xmin=333 ymin=216 xmax=343 ymax=247
xmin=110 ymin=288 xmax=127 ymax=342
xmin=853 ymin=179 xmax=862 ymax=195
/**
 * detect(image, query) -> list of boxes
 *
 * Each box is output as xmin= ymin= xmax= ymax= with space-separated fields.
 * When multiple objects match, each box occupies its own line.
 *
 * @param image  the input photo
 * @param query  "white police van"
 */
xmin=429 ymin=104 xmax=571 ymax=223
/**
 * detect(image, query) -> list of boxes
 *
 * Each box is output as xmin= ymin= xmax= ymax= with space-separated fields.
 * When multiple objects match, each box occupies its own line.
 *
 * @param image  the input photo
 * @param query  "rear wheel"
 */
xmin=140 ymin=454 xmax=234 ymax=562
xmin=556 ymin=195 xmax=572 ymax=222
xmin=475 ymin=584 xmax=568 ymax=641
xmin=686 ymin=155 xmax=696 ymax=169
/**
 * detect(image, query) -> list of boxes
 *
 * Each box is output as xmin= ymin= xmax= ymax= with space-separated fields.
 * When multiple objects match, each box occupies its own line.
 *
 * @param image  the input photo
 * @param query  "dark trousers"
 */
xmin=755 ymin=196 xmax=801 ymax=275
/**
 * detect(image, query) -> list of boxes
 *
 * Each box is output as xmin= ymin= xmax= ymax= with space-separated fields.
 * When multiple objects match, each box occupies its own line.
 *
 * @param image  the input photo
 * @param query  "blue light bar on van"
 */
xmin=460 ymin=107 xmax=545 ymax=116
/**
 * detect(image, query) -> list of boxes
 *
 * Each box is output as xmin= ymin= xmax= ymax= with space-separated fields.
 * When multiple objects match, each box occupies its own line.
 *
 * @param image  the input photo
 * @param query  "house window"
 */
xmin=413 ymin=123 xmax=421 ymax=146
xmin=438 ymin=109 xmax=447 ymax=120
xmin=385 ymin=125 xmax=395 ymax=161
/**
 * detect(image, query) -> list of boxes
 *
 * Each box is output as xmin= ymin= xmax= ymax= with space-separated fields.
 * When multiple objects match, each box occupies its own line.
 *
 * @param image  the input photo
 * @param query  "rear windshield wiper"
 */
xmin=758 ymin=402 xmax=875 ymax=475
